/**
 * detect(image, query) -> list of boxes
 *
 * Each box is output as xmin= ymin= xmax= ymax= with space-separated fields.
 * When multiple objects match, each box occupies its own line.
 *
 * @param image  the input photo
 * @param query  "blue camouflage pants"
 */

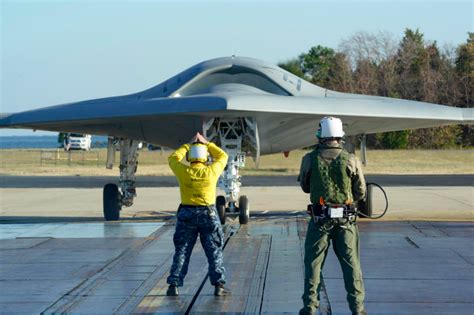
xmin=167 ymin=205 xmax=226 ymax=287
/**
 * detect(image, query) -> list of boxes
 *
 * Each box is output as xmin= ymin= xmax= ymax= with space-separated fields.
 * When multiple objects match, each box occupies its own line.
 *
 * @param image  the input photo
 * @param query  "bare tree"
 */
xmin=339 ymin=31 xmax=398 ymax=69
xmin=339 ymin=31 xmax=398 ymax=96
xmin=327 ymin=53 xmax=353 ymax=92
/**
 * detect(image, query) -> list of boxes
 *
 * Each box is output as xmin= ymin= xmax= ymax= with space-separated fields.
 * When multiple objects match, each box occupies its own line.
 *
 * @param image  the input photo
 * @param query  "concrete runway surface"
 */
xmin=0 ymin=175 xmax=472 ymax=221
xmin=0 ymin=175 xmax=473 ymax=314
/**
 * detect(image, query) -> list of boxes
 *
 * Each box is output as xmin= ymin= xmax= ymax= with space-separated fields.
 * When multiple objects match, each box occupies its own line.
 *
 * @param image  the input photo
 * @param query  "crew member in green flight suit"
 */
xmin=298 ymin=116 xmax=367 ymax=315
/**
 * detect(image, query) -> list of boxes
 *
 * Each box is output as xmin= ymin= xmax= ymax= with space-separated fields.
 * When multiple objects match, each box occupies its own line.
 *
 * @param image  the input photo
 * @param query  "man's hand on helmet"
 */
xmin=190 ymin=132 xmax=208 ymax=145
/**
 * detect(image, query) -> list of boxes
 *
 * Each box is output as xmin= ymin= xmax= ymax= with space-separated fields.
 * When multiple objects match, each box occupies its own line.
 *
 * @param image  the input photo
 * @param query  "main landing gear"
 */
xmin=102 ymin=138 xmax=140 ymax=221
xmin=204 ymin=117 xmax=259 ymax=225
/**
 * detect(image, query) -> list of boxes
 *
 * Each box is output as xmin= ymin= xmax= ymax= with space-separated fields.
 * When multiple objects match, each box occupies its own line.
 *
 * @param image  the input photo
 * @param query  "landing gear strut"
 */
xmin=103 ymin=138 xmax=140 ymax=221
xmin=204 ymin=118 xmax=259 ymax=225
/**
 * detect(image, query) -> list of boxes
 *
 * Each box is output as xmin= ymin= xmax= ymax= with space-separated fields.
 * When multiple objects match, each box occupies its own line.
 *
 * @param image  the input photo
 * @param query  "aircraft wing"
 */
xmin=225 ymin=93 xmax=472 ymax=153
xmin=1 ymin=92 xmax=471 ymax=154
xmin=0 ymin=95 xmax=229 ymax=148
xmin=1 ymin=56 xmax=471 ymax=154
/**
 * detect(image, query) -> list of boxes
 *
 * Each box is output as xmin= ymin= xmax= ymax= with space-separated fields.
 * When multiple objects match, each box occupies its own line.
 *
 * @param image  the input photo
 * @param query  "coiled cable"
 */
xmin=358 ymin=182 xmax=389 ymax=219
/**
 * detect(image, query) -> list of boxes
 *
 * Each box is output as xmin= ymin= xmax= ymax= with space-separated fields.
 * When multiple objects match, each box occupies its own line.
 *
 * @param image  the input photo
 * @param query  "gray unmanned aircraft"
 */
xmin=1 ymin=56 xmax=472 ymax=223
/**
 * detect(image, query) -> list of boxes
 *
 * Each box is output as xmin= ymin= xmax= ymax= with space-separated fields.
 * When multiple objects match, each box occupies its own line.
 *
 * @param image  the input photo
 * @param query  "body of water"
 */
xmin=0 ymin=136 xmax=108 ymax=149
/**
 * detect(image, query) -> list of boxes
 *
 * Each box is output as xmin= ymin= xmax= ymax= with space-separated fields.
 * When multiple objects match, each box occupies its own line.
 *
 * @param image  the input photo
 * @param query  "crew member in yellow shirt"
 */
xmin=166 ymin=132 xmax=231 ymax=297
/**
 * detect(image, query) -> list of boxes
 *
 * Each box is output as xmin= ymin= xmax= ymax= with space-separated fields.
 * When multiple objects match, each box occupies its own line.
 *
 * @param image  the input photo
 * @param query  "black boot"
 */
xmin=299 ymin=308 xmax=316 ymax=315
xmin=214 ymin=284 xmax=231 ymax=296
xmin=166 ymin=284 xmax=179 ymax=296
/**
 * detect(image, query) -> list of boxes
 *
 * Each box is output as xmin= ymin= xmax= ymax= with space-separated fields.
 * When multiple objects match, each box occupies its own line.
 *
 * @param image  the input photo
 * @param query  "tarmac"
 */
xmin=0 ymin=175 xmax=473 ymax=314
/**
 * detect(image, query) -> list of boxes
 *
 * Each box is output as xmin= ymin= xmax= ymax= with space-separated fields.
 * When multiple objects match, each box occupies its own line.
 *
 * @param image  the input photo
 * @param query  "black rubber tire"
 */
xmin=238 ymin=195 xmax=250 ymax=225
xmin=216 ymin=195 xmax=226 ymax=225
xmin=359 ymin=184 xmax=373 ymax=218
xmin=103 ymin=183 xmax=121 ymax=221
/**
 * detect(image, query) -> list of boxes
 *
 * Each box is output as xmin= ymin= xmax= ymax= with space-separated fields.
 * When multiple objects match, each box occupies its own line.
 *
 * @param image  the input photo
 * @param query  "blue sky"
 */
xmin=1 ymin=0 xmax=472 ymax=136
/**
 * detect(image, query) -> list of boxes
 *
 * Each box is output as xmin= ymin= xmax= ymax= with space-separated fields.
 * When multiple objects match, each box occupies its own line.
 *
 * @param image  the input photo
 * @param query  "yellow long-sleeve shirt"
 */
xmin=168 ymin=142 xmax=228 ymax=206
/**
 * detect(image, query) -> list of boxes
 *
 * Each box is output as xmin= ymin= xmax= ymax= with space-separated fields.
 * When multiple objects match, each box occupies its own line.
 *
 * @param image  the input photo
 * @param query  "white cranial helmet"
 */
xmin=318 ymin=116 xmax=345 ymax=139
xmin=188 ymin=143 xmax=209 ymax=163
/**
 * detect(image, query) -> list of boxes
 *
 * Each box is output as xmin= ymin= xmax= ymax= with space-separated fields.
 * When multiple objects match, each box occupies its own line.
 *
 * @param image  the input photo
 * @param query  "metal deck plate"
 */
xmin=0 ymin=222 xmax=164 ymax=239
xmin=0 ymin=218 xmax=473 ymax=314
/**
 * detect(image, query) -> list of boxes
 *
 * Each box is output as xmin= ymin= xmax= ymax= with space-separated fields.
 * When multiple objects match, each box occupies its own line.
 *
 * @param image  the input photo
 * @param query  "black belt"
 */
xmin=180 ymin=204 xmax=215 ymax=208
xmin=308 ymin=204 xmax=357 ymax=219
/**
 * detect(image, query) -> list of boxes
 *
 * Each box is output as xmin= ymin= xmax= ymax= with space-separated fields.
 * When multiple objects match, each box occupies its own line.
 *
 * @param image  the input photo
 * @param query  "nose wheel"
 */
xmin=216 ymin=195 xmax=250 ymax=225
xmin=216 ymin=195 xmax=227 ymax=224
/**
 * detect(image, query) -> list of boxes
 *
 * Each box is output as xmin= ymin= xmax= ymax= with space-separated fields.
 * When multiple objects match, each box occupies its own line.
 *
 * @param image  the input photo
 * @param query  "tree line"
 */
xmin=278 ymin=29 xmax=473 ymax=149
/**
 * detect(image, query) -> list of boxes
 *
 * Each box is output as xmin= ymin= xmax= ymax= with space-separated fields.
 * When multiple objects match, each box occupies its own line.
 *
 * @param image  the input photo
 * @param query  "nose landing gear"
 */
xmin=205 ymin=117 xmax=258 ymax=225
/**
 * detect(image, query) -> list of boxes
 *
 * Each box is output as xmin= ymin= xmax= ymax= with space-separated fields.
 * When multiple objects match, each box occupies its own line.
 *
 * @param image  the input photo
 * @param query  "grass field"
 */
xmin=0 ymin=148 xmax=472 ymax=176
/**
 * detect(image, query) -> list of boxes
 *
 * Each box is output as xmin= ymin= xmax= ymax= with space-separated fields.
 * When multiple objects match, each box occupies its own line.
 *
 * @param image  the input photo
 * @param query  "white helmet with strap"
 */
xmin=317 ymin=116 xmax=345 ymax=139
xmin=187 ymin=143 xmax=209 ymax=163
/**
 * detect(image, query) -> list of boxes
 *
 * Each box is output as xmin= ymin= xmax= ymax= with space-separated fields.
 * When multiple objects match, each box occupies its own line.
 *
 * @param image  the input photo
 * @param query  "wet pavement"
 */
xmin=0 ymin=217 xmax=473 ymax=314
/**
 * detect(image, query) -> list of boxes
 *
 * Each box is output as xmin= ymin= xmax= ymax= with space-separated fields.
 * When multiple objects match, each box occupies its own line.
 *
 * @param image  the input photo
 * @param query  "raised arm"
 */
xmin=168 ymin=143 xmax=190 ymax=175
xmin=208 ymin=143 xmax=228 ymax=176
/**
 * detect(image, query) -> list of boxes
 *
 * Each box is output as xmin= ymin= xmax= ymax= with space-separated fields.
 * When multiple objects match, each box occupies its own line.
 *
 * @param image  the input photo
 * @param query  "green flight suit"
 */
xmin=298 ymin=142 xmax=366 ymax=314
